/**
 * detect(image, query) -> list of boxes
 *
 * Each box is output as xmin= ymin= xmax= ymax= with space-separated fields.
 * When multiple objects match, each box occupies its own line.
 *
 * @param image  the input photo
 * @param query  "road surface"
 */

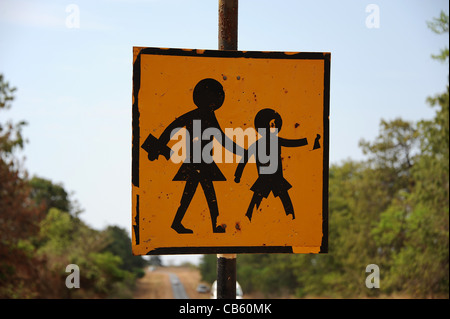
xmin=133 ymin=267 xmax=212 ymax=299
xmin=169 ymin=273 xmax=189 ymax=299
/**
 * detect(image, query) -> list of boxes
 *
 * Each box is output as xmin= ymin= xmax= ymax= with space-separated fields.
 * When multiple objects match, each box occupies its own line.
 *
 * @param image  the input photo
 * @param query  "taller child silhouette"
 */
xmin=142 ymin=78 xmax=245 ymax=234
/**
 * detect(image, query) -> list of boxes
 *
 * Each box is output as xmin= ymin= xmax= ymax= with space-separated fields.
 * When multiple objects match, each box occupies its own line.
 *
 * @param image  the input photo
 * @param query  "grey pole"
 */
xmin=216 ymin=0 xmax=238 ymax=300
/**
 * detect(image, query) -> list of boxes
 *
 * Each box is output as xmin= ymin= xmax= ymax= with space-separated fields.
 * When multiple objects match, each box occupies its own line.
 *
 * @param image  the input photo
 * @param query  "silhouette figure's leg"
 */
xmin=171 ymin=179 xmax=199 ymax=233
xmin=246 ymin=193 xmax=263 ymax=222
xmin=200 ymin=180 xmax=225 ymax=233
xmin=279 ymin=191 xmax=295 ymax=219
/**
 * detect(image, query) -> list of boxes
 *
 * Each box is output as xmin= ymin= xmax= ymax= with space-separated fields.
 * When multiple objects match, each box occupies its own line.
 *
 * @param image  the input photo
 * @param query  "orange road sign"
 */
xmin=132 ymin=47 xmax=330 ymax=255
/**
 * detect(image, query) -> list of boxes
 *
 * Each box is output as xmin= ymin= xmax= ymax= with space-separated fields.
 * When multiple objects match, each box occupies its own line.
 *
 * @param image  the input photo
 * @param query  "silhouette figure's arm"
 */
xmin=212 ymin=117 xmax=248 ymax=157
xmin=142 ymin=111 xmax=193 ymax=161
xmin=279 ymin=137 xmax=308 ymax=147
xmin=158 ymin=111 xmax=194 ymax=146
xmin=234 ymin=143 xmax=255 ymax=183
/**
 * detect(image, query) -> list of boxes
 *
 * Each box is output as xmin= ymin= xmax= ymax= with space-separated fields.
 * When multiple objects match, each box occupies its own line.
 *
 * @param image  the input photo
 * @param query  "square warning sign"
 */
xmin=132 ymin=47 xmax=330 ymax=255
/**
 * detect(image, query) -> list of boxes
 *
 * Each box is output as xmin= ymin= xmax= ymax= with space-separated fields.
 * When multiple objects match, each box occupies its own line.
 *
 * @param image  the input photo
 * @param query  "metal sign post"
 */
xmin=217 ymin=0 xmax=238 ymax=299
xmin=219 ymin=0 xmax=238 ymax=51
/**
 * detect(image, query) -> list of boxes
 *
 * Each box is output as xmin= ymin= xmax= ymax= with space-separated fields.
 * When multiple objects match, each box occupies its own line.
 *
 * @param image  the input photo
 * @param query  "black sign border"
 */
xmin=132 ymin=47 xmax=330 ymax=255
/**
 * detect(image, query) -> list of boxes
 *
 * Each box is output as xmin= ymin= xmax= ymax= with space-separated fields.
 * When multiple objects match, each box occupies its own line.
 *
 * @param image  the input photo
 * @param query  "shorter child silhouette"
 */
xmin=234 ymin=108 xmax=308 ymax=221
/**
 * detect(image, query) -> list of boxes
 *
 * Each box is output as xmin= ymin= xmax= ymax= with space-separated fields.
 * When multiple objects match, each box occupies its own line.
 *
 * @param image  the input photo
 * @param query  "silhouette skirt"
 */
xmin=172 ymin=162 xmax=226 ymax=182
xmin=250 ymin=175 xmax=292 ymax=198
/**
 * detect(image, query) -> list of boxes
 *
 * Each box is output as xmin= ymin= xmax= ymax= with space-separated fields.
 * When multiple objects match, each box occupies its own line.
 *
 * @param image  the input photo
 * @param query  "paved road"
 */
xmin=169 ymin=273 xmax=189 ymax=299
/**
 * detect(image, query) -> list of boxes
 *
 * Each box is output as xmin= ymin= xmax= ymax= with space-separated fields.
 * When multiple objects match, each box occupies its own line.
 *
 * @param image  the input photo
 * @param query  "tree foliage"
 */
xmin=29 ymin=177 xmax=71 ymax=214
xmin=0 ymin=74 xmax=46 ymax=298
xmin=0 ymin=74 xmax=147 ymax=298
xmin=0 ymin=74 xmax=27 ymax=160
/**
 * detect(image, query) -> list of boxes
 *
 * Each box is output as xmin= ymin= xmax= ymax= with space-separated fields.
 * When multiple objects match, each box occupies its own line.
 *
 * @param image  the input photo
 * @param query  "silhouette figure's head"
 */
xmin=254 ymin=108 xmax=283 ymax=135
xmin=193 ymin=78 xmax=225 ymax=111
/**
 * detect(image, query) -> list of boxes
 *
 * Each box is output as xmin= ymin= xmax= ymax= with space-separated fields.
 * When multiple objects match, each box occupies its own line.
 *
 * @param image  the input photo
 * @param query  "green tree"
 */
xmin=1 ymin=74 xmax=147 ymax=298
xmin=0 ymin=74 xmax=48 ymax=298
xmin=370 ymin=11 xmax=449 ymax=297
xmin=37 ymin=208 xmax=138 ymax=298
xmin=29 ymin=176 xmax=71 ymax=214
xmin=103 ymin=226 xmax=147 ymax=278
xmin=199 ymin=254 xmax=217 ymax=284
xmin=319 ymin=161 xmax=388 ymax=297
xmin=427 ymin=11 xmax=449 ymax=62
xmin=389 ymin=12 xmax=448 ymax=297
xmin=0 ymin=74 xmax=27 ymax=160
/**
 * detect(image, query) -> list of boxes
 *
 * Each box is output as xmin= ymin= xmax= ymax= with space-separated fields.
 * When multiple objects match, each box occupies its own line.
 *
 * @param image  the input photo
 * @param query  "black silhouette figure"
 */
xmin=312 ymin=134 xmax=321 ymax=150
xmin=234 ymin=108 xmax=308 ymax=221
xmin=142 ymin=78 xmax=246 ymax=234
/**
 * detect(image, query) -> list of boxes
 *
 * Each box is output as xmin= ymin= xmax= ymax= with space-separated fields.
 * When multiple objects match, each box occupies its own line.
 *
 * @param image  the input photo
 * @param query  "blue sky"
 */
xmin=1 ymin=0 xmax=448 ymax=265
